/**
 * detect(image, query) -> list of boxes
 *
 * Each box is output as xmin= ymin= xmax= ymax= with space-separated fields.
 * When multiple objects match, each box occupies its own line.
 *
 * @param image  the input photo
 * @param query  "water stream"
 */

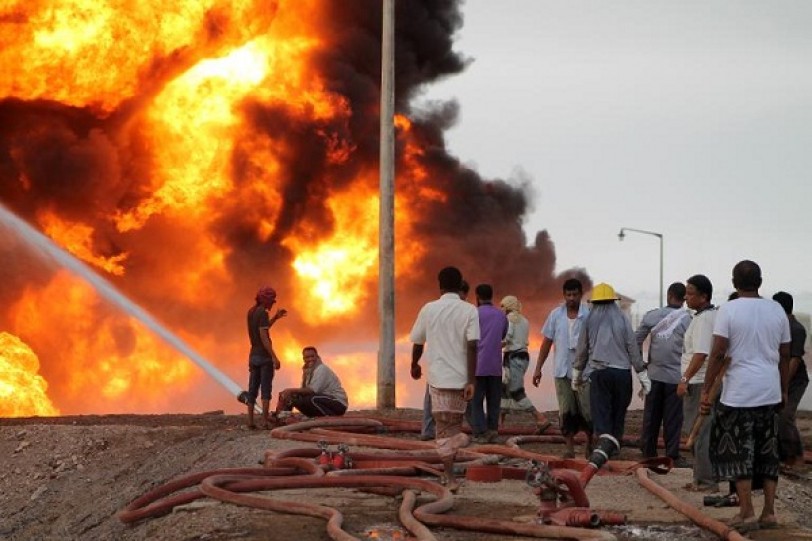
xmin=0 ymin=202 xmax=246 ymax=405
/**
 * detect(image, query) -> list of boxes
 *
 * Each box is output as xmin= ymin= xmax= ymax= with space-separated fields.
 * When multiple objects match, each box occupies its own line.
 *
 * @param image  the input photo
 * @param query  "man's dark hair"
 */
xmin=563 ymin=278 xmax=583 ymax=293
xmin=732 ymin=260 xmax=762 ymax=292
xmin=302 ymin=346 xmax=319 ymax=356
xmin=686 ymin=274 xmax=713 ymax=301
xmin=728 ymin=291 xmax=739 ymax=301
xmin=667 ymin=282 xmax=686 ymax=302
xmin=475 ymin=283 xmax=493 ymax=301
xmin=438 ymin=266 xmax=463 ymax=291
xmin=460 ymin=280 xmax=470 ymax=296
xmin=772 ymin=291 xmax=793 ymax=315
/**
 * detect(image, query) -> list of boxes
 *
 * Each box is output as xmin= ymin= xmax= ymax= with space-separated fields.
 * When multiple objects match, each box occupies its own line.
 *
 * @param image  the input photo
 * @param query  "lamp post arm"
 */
xmin=619 ymin=227 xmax=662 ymax=239
xmin=618 ymin=226 xmax=665 ymax=308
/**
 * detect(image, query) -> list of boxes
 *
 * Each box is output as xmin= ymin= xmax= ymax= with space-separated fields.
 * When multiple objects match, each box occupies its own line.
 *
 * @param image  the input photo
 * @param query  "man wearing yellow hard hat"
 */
xmin=572 ymin=282 xmax=650 ymax=457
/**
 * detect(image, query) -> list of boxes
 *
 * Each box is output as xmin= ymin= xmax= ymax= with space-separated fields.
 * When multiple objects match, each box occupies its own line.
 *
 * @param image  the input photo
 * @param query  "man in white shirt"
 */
xmin=703 ymin=260 xmax=790 ymax=532
xmin=411 ymin=266 xmax=479 ymax=492
xmin=677 ymin=274 xmax=718 ymax=491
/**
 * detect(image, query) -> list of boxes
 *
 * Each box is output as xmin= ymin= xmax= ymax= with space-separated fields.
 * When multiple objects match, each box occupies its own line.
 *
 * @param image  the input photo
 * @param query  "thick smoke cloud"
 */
xmin=0 ymin=0 xmax=589 ymax=412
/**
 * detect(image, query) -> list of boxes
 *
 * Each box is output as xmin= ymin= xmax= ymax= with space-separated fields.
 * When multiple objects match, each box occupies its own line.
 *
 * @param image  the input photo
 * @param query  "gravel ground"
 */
xmin=2 ymin=409 xmax=812 ymax=541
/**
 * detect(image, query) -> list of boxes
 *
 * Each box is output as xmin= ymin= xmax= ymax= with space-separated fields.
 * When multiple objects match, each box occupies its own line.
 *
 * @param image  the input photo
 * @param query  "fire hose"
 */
xmin=636 ymin=468 xmax=748 ymax=541
xmin=118 ymin=416 xmax=747 ymax=540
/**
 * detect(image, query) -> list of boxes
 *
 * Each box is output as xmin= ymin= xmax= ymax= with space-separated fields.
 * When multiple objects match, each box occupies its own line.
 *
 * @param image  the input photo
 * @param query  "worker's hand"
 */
xmin=273 ymin=358 xmax=281 ymax=370
xmin=676 ymin=381 xmax=688 ymax=398
xmin=273 ymin=308 xmax=288 ymax=321
xmin=699 ymin=390 xmax=711 ymax=415
xmin=532 ymin=371 xmax=542 ymax=387
xmin=637 ymin=370 xmax=652 ymax=396
xmin=570 ymin=369 xmax=582 ymax=392
xmin=410 ymin=363 xmax=422 ymax=380
xmin=463 ymin=382 xmax=474 ymax=401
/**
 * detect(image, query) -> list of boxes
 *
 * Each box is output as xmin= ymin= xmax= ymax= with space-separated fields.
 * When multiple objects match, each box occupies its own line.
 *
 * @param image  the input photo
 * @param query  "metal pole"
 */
xmin=377 ymin=0 xmax=396 ymax=409
xmin=618 ymin=227 xmax=664 ymax=308
xmin=659 ymin=235 xmax=664 ymax=308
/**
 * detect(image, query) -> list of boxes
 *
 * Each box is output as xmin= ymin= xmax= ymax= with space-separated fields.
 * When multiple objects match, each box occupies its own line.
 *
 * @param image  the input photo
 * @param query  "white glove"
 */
xmin=637 ymin=369 xmax=652 ymax=396
xmin=571 ymin=369 xmax=582 ymax=392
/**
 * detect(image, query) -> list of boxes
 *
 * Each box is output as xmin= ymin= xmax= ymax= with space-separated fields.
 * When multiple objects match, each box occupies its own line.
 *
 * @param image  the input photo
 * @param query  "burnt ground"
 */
xmin=3 ymin=409 xmax=812 ymax=541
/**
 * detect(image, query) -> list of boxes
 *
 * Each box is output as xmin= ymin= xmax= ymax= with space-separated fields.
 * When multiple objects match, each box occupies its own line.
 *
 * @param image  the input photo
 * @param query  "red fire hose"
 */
xmin=120 ymin=416 xmax=733 ymax=540
xmin=636 ymin=468 xmax=748 ymax=541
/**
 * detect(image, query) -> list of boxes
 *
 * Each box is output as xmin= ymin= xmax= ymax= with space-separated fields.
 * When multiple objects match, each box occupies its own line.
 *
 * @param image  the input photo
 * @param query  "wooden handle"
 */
xmin=685 ymin=357 xmax=730 ymax=448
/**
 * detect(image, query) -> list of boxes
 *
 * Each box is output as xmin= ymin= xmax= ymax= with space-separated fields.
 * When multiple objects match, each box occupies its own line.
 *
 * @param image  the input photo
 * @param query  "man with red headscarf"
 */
xmin=245 ymin=286 xmax=287 ymax=429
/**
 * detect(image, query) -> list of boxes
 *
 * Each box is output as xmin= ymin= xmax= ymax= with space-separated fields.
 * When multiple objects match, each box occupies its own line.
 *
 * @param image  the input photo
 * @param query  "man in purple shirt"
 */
xmin=468 ymin=284 xmax=509 ymax=443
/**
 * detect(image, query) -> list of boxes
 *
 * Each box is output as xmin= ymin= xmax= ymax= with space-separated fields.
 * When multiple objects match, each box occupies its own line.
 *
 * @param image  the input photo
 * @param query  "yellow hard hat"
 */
xmin=590 ymin=283 xmax=619 ymax=302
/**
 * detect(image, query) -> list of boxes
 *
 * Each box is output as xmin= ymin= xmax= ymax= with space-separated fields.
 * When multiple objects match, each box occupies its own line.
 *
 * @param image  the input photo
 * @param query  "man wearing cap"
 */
xmin=245 ymin=286 xmax=287 ymax=429
xmin=573 ymin=283 xmax=649 ymax=453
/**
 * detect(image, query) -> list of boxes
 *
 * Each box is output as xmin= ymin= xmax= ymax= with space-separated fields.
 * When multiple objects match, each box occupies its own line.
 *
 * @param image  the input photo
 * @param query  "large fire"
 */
xmin=0 ymin=0 xmax=586 ymax=416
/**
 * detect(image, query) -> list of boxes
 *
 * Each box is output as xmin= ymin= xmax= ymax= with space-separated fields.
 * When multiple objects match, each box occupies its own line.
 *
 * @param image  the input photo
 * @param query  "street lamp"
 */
xmin=618 ymin=227 xmax=664 ymax=308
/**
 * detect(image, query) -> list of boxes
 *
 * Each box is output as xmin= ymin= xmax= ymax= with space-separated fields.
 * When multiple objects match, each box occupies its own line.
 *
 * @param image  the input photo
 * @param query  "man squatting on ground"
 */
xmin=533 ymin=278 xmax=593 ymax=458
xmin=411 ymin=266 xmax=479 ymax=492
xmin=676 ymin=274 xmax=718 ymax=491
xmin=274 ymin=346 xmax=348 ymax=419
xmin=635 ymin=282 xmax=691 ymax=467
xmin=572 ymin=283 xmax=651 ymax=455
xmin=702 ymin=260 xmax=790 ymax=532
xmin=245 ymin=286 xmax=287 ymax=429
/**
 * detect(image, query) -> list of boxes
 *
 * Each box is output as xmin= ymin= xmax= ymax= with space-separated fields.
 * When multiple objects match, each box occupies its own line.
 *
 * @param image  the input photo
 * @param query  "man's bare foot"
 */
xmin=758 ymin=514 xmax=778 ymax=529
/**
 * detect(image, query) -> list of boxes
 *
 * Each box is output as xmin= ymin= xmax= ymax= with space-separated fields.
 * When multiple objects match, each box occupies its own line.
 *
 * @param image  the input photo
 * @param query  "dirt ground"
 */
xmin=3 ymin=409 xmax=812 ymax=541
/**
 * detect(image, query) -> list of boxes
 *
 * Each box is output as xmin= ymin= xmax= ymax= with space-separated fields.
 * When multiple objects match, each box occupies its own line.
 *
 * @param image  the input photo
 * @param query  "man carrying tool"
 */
xmin=676 ymin=274 xmax=718 ymax=491
xmin=703 ymin=260 xmax=790 ymax=533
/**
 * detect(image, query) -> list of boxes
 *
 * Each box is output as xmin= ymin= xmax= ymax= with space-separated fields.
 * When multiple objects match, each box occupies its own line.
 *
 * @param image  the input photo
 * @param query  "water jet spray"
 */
xmin=0 ymin=203 xmax=254 ymax=411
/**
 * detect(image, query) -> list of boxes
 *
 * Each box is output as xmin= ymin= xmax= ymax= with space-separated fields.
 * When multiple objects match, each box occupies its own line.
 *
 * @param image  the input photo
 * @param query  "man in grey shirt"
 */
xmin=636 ymin=282 xmax=691 ymax=466
xmin=273 ymin=346 xmax=348 ymax=419
xmin=573 ymin=283 xmax=649 ymax=451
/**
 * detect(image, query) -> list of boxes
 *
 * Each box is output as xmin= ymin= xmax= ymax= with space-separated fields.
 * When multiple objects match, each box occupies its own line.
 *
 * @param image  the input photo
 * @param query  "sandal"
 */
xmin=703 ymin=493 xmax=738 ymax=507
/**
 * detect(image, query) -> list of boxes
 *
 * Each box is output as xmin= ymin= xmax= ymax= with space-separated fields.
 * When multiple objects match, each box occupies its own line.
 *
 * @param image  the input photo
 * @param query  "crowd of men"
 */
xmin=408 ymin=260 xmax=807 ymax=529
xmin=242 ymin=259 xmax=807 ymax=531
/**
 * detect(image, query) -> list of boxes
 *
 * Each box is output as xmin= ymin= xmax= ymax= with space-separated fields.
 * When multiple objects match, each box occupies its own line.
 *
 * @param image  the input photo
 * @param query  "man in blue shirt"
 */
xmin=533 ymin=278 xmax=592 ymax=458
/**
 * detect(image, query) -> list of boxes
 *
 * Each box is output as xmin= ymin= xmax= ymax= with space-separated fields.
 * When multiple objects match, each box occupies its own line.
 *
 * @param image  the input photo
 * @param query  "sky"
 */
xmin=421 ymin=0 xmax=812 ymax=317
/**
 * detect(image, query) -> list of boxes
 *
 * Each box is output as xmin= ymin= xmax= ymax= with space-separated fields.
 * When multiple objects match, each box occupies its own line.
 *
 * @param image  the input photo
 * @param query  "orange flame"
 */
xmin=0 ymin=332 xmax=59 ymax=416
xmin=9 ymin=272 xmax=198 ymax=413
xmin=0 ymin=0 xmax=502 ymax=416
